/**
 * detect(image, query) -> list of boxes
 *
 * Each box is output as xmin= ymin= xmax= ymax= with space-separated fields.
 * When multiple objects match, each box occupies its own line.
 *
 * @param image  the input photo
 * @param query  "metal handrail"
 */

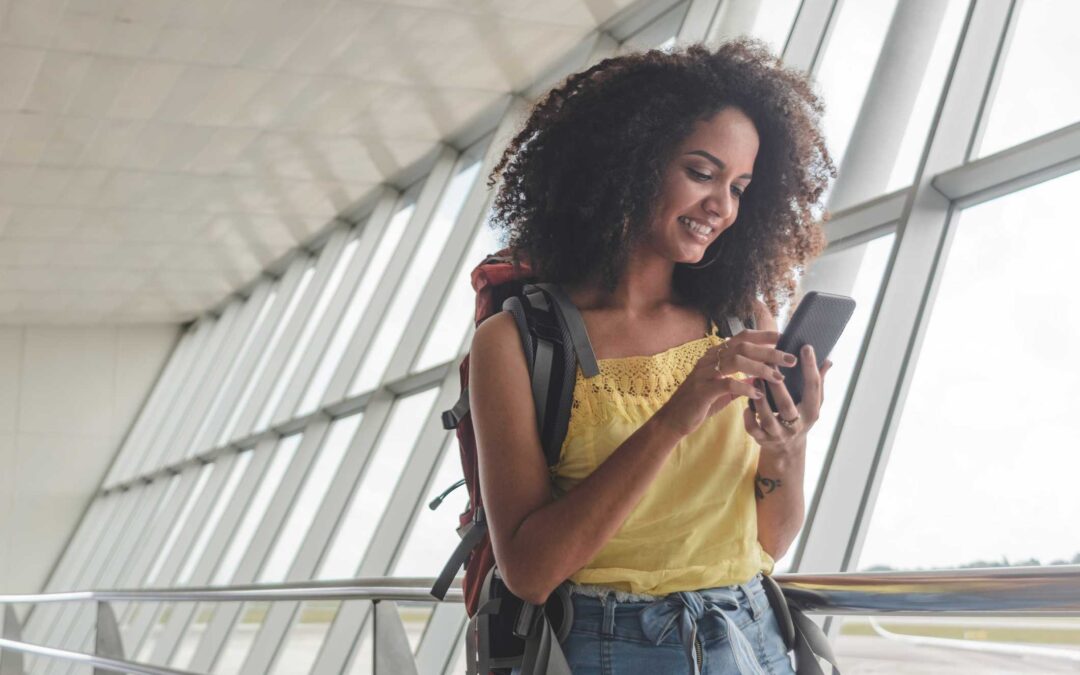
xmin=0 ymin=576 xmax=464 ymax=605
xmin=3 ymin=566 xmax=1078 ymax=614
xmin=1 ymin=567 xmax=1078 ymax=675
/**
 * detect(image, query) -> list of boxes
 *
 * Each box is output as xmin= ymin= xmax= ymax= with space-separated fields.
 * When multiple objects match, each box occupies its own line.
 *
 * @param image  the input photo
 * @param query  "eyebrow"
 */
xmin=686 ymin=150 xmax=753 ymax=180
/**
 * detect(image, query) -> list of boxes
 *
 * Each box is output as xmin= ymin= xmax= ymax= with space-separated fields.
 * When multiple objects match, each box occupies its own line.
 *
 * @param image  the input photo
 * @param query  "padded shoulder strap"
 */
xmin=532 ymin=282 xmax=599 ymax=378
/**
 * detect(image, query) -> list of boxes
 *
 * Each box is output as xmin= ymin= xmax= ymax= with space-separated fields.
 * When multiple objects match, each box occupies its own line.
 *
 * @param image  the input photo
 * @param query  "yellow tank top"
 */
xmin=551 ymin=320 xmax=775 ymax=596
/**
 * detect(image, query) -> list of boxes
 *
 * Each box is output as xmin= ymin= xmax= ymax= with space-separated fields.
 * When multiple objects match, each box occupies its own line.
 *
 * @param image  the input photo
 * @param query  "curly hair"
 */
xmin=486 ymin=37 xmax=836 ymax=323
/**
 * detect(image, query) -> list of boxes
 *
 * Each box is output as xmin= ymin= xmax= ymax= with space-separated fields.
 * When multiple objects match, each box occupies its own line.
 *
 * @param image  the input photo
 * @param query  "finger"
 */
xmin=740 ymin=341 xmax=800 ymax=369
xmin=725 ymin=352 xmax=787 ymax=384
xmin=734 ymin=330 xmax=782 ymax=345
xmin=799 ymin=345 xmax=821 ymax=414
xmin=763 ymin=370 xmax=799 ymax=426
xmin=743 ymin=398 xmax=768 ymax=442
xmin=754 ymin=380 xmax=787 ymax=438
xmin=722 ymin=376 xmax=760 ymax=400
xmin=819 ymin=358 xmax=833 ymax=405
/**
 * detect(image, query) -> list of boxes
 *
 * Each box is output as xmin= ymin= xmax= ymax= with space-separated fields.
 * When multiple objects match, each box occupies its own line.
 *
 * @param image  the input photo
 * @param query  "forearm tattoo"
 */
xmin=755 ymin=472 xmax=783 ymax=501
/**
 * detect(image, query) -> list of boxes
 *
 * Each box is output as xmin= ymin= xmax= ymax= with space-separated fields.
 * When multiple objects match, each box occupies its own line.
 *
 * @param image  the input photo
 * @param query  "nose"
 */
xmin=702 ymin=190 xmax=735 ymax=223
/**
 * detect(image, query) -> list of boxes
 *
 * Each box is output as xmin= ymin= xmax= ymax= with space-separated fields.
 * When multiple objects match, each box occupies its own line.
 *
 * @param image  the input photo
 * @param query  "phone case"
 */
xmin=750 ymin=291 xmax=856 ymax=416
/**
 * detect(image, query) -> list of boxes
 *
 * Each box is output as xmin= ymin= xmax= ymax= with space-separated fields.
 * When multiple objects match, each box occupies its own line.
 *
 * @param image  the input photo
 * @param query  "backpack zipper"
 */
xmin=695 ymin=635 xmax=703 ymax=672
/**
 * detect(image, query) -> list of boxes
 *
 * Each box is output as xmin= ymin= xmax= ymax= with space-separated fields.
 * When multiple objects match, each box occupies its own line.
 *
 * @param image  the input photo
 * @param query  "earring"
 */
xmin=685 ymin=239 xmax=722 ymax=269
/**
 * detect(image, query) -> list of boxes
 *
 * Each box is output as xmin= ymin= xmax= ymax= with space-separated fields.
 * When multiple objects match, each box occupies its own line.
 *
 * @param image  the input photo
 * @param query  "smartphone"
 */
xmin=748 ymin=291 xmax=856 ymax=415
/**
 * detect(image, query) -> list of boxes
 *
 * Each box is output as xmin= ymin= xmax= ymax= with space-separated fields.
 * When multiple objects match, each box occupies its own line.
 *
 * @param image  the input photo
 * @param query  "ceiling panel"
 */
xmin=0 ymin=0 xmax=640 ymax=324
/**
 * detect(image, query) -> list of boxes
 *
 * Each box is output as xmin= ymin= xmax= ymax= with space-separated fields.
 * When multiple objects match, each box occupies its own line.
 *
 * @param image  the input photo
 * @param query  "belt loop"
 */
xmin=738 ymin=580 xmax=763 ymax=620
xmin=602 ymin=592 xmax=617 ymax=636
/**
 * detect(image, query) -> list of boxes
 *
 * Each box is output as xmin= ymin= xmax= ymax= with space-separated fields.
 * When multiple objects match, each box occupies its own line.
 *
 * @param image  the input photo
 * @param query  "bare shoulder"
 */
xmin=472 ymin=309 xmax=519 ymax=356
xmin=751 ymin=298 xmax=778 ymax=332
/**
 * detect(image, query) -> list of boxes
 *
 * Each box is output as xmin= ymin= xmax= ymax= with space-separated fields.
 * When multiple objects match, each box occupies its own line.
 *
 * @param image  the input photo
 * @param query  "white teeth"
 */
xmin=679 ymin=216 xmax=713 ymax=237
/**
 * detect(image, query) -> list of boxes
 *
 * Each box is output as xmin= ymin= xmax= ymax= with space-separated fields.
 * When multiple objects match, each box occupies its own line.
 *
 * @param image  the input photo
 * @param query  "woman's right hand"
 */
xmin=657 ymin=330 xmax=796 ymax=437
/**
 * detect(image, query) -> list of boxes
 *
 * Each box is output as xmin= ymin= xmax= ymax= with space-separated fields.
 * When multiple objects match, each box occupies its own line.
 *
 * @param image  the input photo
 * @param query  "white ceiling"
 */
xmin=0 ymin=0 xmax=639 ymax=324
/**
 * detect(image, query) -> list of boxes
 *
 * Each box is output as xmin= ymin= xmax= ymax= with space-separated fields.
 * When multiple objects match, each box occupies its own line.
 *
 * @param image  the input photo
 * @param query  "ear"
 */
xmin=751 ymin=298 xmax=778 ymax=332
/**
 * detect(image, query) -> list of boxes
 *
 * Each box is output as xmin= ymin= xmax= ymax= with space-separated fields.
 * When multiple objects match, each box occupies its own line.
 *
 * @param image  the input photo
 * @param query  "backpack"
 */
xmin=428 ymin=247 xmax=755 ymax=675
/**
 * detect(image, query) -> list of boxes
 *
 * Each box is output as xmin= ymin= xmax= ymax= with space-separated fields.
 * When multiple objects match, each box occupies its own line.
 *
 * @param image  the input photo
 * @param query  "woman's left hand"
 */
xmin=742 ymin=344 xmax=832 ymax=453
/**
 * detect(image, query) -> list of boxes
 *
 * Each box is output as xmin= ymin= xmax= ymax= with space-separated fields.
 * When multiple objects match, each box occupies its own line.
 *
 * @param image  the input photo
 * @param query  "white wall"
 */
xmin=0 ymin=324 xmax=179 ymax=594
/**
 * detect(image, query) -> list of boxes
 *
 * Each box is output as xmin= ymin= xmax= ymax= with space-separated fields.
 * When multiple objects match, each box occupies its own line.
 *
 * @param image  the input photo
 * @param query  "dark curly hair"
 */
xmin=486 ymin=37 xmax=836 ymax=323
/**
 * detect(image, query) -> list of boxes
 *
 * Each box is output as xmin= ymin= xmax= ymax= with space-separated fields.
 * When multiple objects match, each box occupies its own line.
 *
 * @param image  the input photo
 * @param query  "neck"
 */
xmin=566 ymin=248 xmax=685 ymax=317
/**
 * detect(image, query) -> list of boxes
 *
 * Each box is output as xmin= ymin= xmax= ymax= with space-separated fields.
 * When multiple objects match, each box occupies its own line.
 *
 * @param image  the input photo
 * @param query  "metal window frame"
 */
xmin=792 ymin=0 xmax=1032 ymax=612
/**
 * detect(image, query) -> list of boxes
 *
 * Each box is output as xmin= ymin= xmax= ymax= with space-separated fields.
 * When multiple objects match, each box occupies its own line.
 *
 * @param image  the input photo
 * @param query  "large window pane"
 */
xmin=212 ymin=434 xmax=302 ymax=585
xmin=814 ymin=0 xmax=899 ymax=176
xmin=217 ymin=265 xmax=316 ymax=446
xmin=412 ymin=219 xmax=502 ymax=372
xmin=318 ymin=388 xmax=440 ymax=579
xmin=143 ymin=464 xmax=215 ymax=586
xmin=846 ymin=171 xmax=1080 ymax=670
xmin=295 ymin=200 xmax=416 ymax=417
xmin=393 ymin=437 xmax=466 ymax=577
xmin=977 ymin=0 xmax=1080 ymax=157
xmin=253 ymin=235 xmax=362 ymax=432
xmin=188 ymin=286 xmax=278 ymax=456
xmin=885 ymin=0 xmax=967 ymax=192
xmin=348 ymin=159 xmax=482 ymax=396
xmin=765 ymin=233 xmax=896 ymax=573
xmin=258 ymin=414 xmax=361 ymax=583
xmin=176 ymin=450 xmax=254 ymax=585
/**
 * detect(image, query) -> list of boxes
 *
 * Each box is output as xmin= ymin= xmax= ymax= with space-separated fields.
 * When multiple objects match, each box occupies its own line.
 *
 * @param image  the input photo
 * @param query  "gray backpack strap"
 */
xmin=514 ymin=289 xmax=557 ymax=441
xmin=518 ymin=612 xmax=573 ymax=675
xmin=790 ymin=607 xmax=840 ymax=674
xmin=533 ymin=282 xmax=599 ymax=378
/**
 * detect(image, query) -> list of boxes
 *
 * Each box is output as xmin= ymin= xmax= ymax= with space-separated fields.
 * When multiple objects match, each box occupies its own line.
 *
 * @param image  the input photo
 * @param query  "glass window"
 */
xmin=258 ymin=414 xmax=361 ymax=583
xmin=774 ymin=232 xmax=896 ymax=572
xmin=188 ymin=286 xmax=278 ymax=456
xmin=861 ymin=171 xmax=1080 ymax=571
xmin=212 ymin=434 xmax=302 ymax=585
xmin=392 ymin=437 xmax=466 ymax=577
xmin=318 ymin=388 xmax=441 ymax=579
xmin=144 ymin=464 xmax=215 ymax=586
xmin=886 ymin=0 xmax=968 ymax=192
xmin=618 ymin=1 xmax=686 ymax=53
xmin=813 ymin=0 xmax=899 ymax=181
xmin=268 ymin=601 xmax=338 ymax=675
xmin=254 ymin=234 xmax=362 ymax=432
xmin=412 ymin=218 xmax=502 ymax=372
xmin=349 ymin=159 xmax=482 ymax=396
xmin=295 ymin=200 xmax=416 ymax=417
xmin=217 ymin=264 xmax=316 ymax=446
xmin=977 ymin=0 xmax=1080 ymax=157
xmin=846 ymin=171 xmax=1080 ymax=670
xmin=739 ymin=0 xmax=800 ymax=56
xmin=176 ymin=450 xmax=254 ymax=585
xmin=212 ymin=602 xmax=269 ymax=675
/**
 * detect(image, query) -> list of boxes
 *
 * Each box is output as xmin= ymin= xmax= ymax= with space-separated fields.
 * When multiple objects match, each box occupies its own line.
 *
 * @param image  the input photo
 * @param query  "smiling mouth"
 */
xmin=679 ymin=216 xmax=715 ymax=242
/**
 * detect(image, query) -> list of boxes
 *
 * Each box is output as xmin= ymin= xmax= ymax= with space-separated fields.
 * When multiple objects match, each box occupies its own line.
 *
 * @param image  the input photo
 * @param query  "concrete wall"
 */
xmin=0 ymin=323 xmax=179 ymax=594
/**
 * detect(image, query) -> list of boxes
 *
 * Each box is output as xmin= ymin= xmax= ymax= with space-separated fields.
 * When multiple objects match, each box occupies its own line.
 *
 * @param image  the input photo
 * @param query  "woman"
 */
xmin=468 ymin=38 xmax=837 ymax=674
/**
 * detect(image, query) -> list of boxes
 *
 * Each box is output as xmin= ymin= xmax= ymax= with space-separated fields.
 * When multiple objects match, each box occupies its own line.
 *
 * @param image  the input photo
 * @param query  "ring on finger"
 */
xmin=713 ymin=340 xmax=731 ymax=372
xmin=778 ymin=413 xmax=800 ymax=429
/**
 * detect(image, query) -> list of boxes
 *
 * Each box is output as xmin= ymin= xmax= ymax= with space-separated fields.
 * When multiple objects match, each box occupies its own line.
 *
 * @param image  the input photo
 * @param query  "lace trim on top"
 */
xmin=569 ymin=332 xmax=729 ymax=428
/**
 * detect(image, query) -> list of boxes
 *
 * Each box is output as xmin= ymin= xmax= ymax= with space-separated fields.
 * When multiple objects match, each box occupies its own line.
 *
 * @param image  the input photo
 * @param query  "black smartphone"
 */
xmin=748 ymin=290 xmax=856 ymax=415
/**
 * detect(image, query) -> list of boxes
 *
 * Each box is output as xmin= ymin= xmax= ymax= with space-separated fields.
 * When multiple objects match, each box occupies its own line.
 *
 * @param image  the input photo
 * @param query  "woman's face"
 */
xmin=647 ymin=106 xmax=760 ymax=265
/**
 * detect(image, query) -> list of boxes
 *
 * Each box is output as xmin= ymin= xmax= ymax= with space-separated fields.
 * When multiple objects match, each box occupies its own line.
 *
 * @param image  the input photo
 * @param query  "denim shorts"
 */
xmin=554 ymin=573 xmax=795 ymax=675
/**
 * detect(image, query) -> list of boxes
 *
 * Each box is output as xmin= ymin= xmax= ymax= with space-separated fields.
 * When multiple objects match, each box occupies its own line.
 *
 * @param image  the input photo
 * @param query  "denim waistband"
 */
xmin=571 ymin=573 xmax=769 ymax=675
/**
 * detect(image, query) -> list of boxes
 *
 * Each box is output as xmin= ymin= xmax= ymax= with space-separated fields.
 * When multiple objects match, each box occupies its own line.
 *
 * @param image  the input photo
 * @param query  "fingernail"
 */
xmin=784 ymin=354 xmax=797 ymax=365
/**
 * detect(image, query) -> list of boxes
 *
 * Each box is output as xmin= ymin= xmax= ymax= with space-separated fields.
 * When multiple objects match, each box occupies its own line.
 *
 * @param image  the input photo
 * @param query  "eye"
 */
xmin=688 ymin=168 xmax=711 ymax=181
xmin=732 ymin=186 xmax=744 ymax=198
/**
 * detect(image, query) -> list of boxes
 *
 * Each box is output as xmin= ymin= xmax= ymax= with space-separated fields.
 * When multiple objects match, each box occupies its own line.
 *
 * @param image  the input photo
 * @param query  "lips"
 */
xmin=679 ymin=215 xmax=715 ymax=241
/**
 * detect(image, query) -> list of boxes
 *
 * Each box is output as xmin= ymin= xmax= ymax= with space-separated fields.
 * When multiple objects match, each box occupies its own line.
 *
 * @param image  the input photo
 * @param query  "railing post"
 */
xmin=94 ymin=602 xmax=124 ymax=675
xmin=1 ymin=605 xmax=26 ymax=675
xmin=372 ymin=600 xmax=419 ymax=675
